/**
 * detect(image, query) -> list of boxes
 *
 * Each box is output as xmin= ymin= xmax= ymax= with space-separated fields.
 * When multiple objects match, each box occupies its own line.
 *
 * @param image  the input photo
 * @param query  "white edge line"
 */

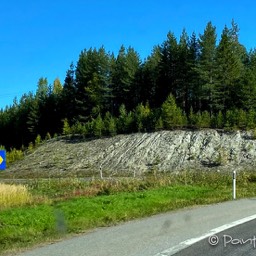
xmin=154 ymin=214 xmax=256 ymax=256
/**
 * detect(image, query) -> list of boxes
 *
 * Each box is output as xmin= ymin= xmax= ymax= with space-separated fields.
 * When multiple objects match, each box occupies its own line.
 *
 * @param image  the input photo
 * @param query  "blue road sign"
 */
xmin=0 ymin=150 xmax=6 ymax=170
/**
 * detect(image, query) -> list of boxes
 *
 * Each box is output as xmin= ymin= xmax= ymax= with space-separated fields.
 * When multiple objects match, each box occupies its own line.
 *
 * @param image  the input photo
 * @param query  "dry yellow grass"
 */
xmin=0 ymin=183 xmax=32 ymax=209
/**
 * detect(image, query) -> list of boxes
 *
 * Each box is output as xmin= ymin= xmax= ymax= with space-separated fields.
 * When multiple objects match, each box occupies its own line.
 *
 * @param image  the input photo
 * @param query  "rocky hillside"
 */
xmin=3 ymin=129 xmax=256 ymax=178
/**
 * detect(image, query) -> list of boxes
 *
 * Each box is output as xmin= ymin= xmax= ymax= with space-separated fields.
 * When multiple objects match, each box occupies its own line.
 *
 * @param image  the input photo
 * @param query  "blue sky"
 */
xmin=1 ymin=0 xmax=256 ymax=109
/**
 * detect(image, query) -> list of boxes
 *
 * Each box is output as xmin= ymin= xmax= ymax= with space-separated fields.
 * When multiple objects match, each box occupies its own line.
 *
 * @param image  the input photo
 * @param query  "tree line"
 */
xmin=1 ymin=20 xmax=256 ymax=150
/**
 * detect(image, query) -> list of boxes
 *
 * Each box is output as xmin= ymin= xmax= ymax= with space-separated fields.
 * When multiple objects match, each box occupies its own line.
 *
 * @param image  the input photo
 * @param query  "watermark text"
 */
xmin=208 ymin=235 xmax=256 ymax=248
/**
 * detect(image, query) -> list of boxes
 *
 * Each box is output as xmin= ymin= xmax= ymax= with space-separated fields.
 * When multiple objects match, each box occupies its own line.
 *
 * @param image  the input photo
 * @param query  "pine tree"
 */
xmin=156 ymin=33 xmax=179 ymax=106
xmin=139 ymin=46 xmax=161 ymax=107
xmin=197 ymin=22 xmax=217 ymax=113
xmin=61 ymin=63 xmax=77 ymax=122
xmin=75 ymin=47 xmax=112 ymax=120
xmin=176 ymin=29 xmax=192 ymax=112
xmin=239 ymin=50 xmax=256 ymax=110
xmin=187 ymin=32 xmax=200 ymax=112
xmin=111 ymin=46 xmax=141 ymax=112
xmin=36 ymin=77 xmax=49 ymax=101
xmin=215 ymin=22 xmax=245 ymax=111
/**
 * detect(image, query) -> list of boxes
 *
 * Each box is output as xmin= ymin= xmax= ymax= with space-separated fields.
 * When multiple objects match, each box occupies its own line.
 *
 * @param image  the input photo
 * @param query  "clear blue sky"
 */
xmin=1 ymin=0 xmax=256 ymax=109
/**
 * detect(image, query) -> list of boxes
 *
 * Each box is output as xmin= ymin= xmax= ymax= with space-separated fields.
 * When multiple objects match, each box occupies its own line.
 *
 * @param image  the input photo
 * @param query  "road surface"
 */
xmin=16 ymin=198 xmax=256 ymax=256
xmin=173 ymin=218 xmax=256 ymax=256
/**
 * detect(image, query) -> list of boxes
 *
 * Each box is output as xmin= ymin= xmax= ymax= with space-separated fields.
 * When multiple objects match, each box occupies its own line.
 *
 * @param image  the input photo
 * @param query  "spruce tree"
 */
xmin=104 ymin=112 xmax=117 ymax=136
xmin=134 ymin=102 xmax=151 ymax=132
xmin=92 ymin=114 xmax=105 ymax=137
xmin=161 ymin=94 xmax=186 ymax=129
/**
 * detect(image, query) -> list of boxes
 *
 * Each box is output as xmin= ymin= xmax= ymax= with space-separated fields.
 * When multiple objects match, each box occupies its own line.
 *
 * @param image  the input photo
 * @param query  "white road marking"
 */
xmin=154 ymin=214 xmax=256 ymax=256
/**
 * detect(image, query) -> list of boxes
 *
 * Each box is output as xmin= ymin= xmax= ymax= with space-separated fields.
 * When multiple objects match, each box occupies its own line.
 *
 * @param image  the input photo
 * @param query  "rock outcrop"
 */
xmin=4 ymin=129 xmax=256 ymax=177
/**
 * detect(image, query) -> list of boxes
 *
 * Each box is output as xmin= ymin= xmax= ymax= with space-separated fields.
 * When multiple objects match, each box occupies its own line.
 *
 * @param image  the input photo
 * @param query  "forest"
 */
xmin=1 ymin=20 xmax=256 ymax=150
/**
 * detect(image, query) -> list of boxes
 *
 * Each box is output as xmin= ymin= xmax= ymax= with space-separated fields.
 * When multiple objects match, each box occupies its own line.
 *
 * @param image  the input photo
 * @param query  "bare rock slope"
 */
xmin=6 ymin=130 xmax=256 ymax=177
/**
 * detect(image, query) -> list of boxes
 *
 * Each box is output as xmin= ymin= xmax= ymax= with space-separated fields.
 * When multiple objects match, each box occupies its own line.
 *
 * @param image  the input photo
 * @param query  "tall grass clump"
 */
xmin=0 ymin=183 xmax=32 ymax=209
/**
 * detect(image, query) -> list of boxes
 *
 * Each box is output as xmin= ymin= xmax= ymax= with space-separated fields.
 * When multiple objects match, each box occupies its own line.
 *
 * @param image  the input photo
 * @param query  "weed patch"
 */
xmin=0 ymin=183 xmax=32 ymax=209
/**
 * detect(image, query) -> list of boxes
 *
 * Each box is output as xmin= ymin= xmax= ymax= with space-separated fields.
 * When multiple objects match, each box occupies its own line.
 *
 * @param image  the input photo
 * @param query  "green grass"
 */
xmin=1 ymin=170 xmax=256 ymax=255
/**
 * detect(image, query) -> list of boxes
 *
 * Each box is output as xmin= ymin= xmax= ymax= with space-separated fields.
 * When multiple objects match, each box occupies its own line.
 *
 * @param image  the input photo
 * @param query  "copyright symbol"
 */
xmin=208 ymin=235 xmax=219 ymax=246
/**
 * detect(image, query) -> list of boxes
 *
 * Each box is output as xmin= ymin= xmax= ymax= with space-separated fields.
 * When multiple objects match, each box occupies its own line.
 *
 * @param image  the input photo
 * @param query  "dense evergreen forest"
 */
xmin=1 ymin=20 xmax=256 ymax=150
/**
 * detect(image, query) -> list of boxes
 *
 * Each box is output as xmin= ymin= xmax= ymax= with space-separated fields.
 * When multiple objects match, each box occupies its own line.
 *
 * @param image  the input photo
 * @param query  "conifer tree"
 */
xmin=175 ymin=29 xmax=189 ymax=111
xmin=156 ymin=32 xmax=179 ymax=106
xmin=161 ymin=94 xmax=186 ymax=129
xmin=111 ymin=46 xmax=141 ymax=112
xmin=117 ymin=104 xmax=135 ymax=133
xmin=92 ymin=114 xmax=105 ymax=137
xmin=75 ymin=47 xmax=112 ymax=120
xmin=197 ymin=22 xmax=217 ymax=113
xmin=104 ymin=112 xmax=117 ymax=136
xmin=53 ymin=78 xmax=63 ymax=95
xmin=139 ymin=46 xmax=161 ymax=107
xmin=214 ymin=111 xmax=224 ymax=129
xmin=215 ymin=22 xmax=245 ymax=111
xmin=134 ymin=102 xmax=151 ymax=132
xmin=61 ymin=63 xmax=77 ymax=122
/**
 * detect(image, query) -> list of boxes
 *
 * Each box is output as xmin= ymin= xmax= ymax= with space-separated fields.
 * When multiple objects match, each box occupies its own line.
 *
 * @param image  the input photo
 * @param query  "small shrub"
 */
xmin=104 ymin=112 xmax=117 ymax=136
xmin=247 ymin=173 xmax=256 ymax=183
xmin=215 ymin=147 xmax=229 ymax=166
xmin=155 ymin=117 xmax=163 ymax=130
xmin=7 ymin=148 xmax=24 ymax=166
xmin=252 ymin=128 xmax=256 ymax=140
xmin=28 ymin=142 xmax=34 ymax=153
xmin=71 ymin=121 xmax=87 ymax=135
xmin=62 ymin=118 xmax=71 ymax=135
xmin=35 ymin=134 xmax=42 ymax=146
xmin=45 ymin=132 xmax=51 ymax=140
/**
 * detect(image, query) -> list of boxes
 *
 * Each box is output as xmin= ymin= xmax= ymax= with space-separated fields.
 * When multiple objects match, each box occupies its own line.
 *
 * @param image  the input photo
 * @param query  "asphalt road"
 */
xmin=174 ymin=219 xmax=256 ymax=256
xmin=16 ymin=199 xmax=256 ymax=256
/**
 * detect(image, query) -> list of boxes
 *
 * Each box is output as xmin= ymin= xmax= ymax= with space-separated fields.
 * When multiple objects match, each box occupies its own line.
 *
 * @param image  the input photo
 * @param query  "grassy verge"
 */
xmin=1 ymin=170 xmax=256 ymax=255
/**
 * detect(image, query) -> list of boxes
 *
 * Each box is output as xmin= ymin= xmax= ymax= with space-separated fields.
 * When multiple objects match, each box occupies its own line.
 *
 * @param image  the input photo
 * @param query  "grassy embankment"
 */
xmin=1 ymin=170 xmax=256 ymax=255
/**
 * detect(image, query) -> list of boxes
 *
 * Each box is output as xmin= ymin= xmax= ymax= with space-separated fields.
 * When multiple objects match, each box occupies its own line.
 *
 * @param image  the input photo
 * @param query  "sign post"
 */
xmin=0 ymin=150 xmax=6 ymax=170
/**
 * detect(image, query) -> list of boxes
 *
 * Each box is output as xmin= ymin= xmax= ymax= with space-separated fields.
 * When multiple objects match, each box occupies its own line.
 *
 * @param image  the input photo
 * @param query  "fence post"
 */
xmin=100 ymin=166 xmax=103 ymax=179
xmin=233 ymin=170 xmax=236 ymax=200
